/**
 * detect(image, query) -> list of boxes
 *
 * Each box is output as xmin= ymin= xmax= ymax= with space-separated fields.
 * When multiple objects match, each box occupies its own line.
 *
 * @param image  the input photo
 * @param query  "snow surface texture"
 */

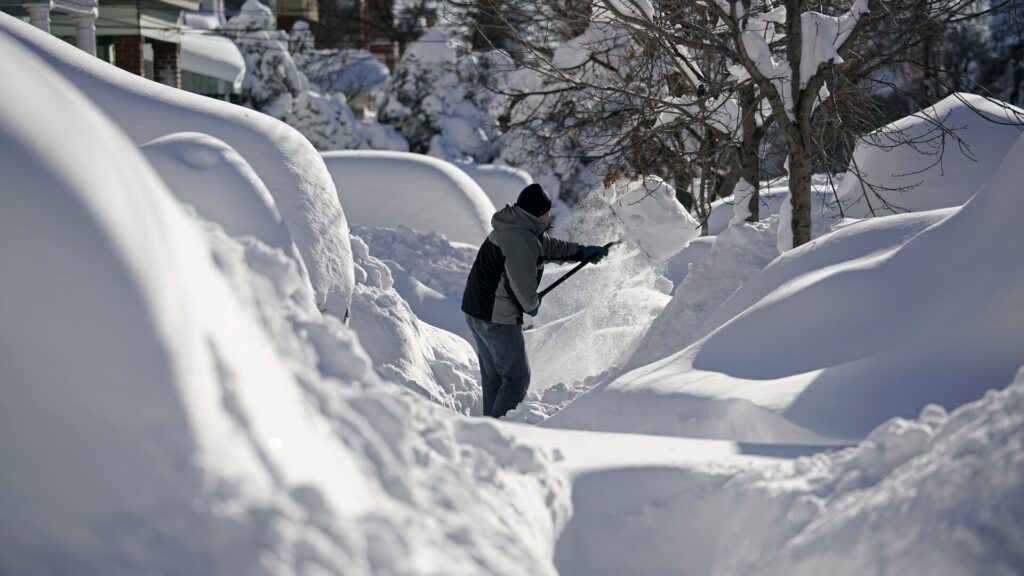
xmin=352 ymin=225 xmax=477 ymax=341
xmin=627 ymin=217 xmax=783 ymax=369
xmin=552 ymin=126 xmax=1024 ymax=442
xmin=532 ymin=366 xmax=1024 ymax=576
xmin=348 ymin=235 xmax=481 ymax=414
xmin=0 ymin=27 xmax=572 ymax=576
xmin=837 ymin=93 xmax=1024 ymax=217
xmin=321 ymin=150 xmax=496 ymax=245
xmin=0 ymin=14 xmax=355 ymax=317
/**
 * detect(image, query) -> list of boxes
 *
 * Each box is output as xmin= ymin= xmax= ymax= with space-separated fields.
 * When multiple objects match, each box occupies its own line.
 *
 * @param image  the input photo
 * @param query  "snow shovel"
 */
xmin=538 ymin=240 xmax=622 ymax=299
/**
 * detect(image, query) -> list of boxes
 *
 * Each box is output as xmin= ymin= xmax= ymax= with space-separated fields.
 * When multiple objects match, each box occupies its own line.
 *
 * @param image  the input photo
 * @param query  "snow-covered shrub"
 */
xmin=223 ymin=0 xmax=402 ymax=152
xmin=379 ymin=28 xmax=499 ymax=162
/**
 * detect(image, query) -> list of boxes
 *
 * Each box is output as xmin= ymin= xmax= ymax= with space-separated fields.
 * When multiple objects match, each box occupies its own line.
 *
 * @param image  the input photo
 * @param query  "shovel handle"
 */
xmin=538 ymin=241 xmax=621 ymax=298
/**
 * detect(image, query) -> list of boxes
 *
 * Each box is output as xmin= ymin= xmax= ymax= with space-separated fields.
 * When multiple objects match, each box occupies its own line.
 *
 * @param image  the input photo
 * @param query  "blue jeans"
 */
xmin=465 ymin=314 xmax=531 ymax=418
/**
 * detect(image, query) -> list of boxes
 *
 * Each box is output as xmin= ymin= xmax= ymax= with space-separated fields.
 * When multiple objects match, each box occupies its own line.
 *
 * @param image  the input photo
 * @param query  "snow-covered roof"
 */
xmin=180 ymin=28 xmax=245 ymax=88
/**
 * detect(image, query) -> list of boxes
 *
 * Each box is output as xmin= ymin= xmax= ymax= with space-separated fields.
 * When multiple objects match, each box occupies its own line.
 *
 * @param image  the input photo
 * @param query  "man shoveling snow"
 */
xmin=462 ymin=183 xmax=610 ymax=417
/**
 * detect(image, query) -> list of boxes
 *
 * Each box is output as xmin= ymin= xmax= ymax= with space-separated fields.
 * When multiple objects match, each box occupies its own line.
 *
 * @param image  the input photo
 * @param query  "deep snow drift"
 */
xmin=549 ymin=130 xmax=1024 ymax=442
xmin=0 ymin=26 xmax=571 ymax=576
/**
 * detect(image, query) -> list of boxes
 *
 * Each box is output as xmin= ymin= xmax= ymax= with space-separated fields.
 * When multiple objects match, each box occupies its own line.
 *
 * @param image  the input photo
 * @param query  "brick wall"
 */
xmin=151 ymin=40 xmax=181 ymax=89
xmin=112 ymin=35 xmax=143 ymax=76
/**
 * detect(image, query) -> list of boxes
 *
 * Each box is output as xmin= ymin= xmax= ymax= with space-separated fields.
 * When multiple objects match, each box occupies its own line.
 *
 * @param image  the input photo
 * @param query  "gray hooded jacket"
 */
xmin=461 ymin=205 xmax=582 ymax=325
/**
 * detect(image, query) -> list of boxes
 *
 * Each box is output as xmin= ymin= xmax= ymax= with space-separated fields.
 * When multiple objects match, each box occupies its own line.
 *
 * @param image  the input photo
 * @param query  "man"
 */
xmin=462 ymin=183 xmax=609 ymax=418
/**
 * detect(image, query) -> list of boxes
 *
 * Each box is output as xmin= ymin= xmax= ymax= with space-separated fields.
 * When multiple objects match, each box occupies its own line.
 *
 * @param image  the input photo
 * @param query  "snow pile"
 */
xmin=551 ymin=127 xmax=1024 ymax=442
xmin=712 ymin=366 xmax=1024 ymax=576
xmin=321 ymin=150 xmax=496 ymax=245
xmin=348 ymin=235 xmax=481 ymax=414
xmin=836 ymin=93 xmax=1024 ymax=217
xmin=627 ymin=218 xmax=782 ymax=369
xmin=1 ymin=13 xmax=355 ymax=317
xmin=352 ymin=224 xmax=477 ymax=340
xmin=145 ymin=136 xmax=483 ymax=414
xmin=535 ymin=366 xmax=1024 ymax=576
xmin=180 ymin=28 xmax=245 ymax=90
xmin=599 ymin=176 xmax=701 ymax=261
xmin=0 ymin=25 xmax=572 ymax=576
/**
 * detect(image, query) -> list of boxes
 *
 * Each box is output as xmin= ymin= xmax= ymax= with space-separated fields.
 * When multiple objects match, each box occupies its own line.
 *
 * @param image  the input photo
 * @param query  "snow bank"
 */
xmin=0 ymin=34 xmax=370 ymax=570
xmin=836 ymin=93 xmax=1024 ymax=217
xmin=321 ymin=150 xmax=496 ymax=245
xmin=0 ymin=14 xmax=355 ymax=316
xmin=456 ymin=162 xmax=534 ymax=209
xmin=530 ymin=366 xmax=1024 ymax=576
xmin=0 ymin=29 xmax=571 ymax=575
xmin=626 ymin=218 xmax=782 ymax=369
xmin=348 ymin=235 xmax=481 ymax=414
xmin=551 ymin=126 xmax=1024 ymax=441
xmin=352 ymin=224 xmax=478 ymax=340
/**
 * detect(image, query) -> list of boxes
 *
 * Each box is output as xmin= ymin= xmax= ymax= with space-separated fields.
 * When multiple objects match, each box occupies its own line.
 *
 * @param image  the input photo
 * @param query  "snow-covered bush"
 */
xmin=379 ymin=28 xmax=499 ymax=162
xmin=223 ymin=0 xmax=405 ymax=152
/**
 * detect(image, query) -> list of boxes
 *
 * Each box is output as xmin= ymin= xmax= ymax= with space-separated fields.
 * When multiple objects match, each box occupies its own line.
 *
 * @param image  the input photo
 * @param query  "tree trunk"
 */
xmin=787 ymin=140 xmax=813 ymax=247
xmin=738 ymin=84 xmax=762 ymax=222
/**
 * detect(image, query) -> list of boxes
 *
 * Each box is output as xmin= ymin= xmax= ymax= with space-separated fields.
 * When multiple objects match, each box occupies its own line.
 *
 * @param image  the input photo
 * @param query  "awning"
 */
xmin=179 ymin=28 xmax=245 ymax=90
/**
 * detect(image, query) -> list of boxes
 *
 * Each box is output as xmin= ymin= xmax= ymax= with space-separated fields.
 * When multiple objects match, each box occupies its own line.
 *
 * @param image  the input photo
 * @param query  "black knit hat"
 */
xmin=515 ymin=183 xmax=552 ymax=218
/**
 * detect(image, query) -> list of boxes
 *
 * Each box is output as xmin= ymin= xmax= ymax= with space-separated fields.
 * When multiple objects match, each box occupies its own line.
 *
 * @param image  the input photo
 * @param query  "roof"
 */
xmin=180 ymin=28 xmax=245 ymax=87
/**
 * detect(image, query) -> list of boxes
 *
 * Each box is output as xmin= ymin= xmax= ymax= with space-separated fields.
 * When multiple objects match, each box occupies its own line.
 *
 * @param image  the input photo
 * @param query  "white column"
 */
xmin=71 ymin=10 xmax=97 ymax=56
xmin=22 ymin=1 xmax=53 ymax=34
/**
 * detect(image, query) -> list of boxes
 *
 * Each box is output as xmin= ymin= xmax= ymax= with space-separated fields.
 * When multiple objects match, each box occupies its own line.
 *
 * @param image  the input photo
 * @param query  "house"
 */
xmin=3 ymin=0 xmax=244 ymax=98
xmin=0 ymin=0 xmax=99 ymax=55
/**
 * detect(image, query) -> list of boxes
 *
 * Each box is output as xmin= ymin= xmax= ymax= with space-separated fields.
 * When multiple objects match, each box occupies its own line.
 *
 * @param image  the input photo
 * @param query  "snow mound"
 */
xmin=0 ymin=13 xmax=355 ymax=317
xmin=538 ymin=366 xmax=1024 ymax=576
xmin=348 ymin=235 xmax=481 ymax=414
xmin=713 ymin=366 xmax=1024 ymax=576
xmin=550 ymin=125 xmax=1024 ymax=441
xmin=321 ymin=150 xmax=496 ymax=245
xmin=627 ymin=218 xmax=782 ymax=369
xmin=140 ymin=131 xmax=309 ymax=284
xmin=836 ymin=93 xmax=1024 ymax=217
xmin=305 ymin=49 xmax=390 ymax=96
xmin=456 ymin=162 xmax=534 ymax=209
xmin=352 ymin=224 xmax=477 ymax=340
xmin=0 ymin=28 xmax=571 ymax=575
xmin=0 ymin=34 xmax=370 ymax=570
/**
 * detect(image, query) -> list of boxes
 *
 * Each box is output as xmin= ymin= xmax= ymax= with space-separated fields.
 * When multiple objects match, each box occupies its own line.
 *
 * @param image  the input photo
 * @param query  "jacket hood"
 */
xmin=492 ymin=204 xmax=547 ymax=236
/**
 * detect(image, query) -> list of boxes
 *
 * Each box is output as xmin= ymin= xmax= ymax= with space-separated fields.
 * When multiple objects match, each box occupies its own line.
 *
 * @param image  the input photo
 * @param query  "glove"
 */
xmin=526 ymin=304 xmax=540 ymax=317
xmin=579 ymin=244 xmax=609 ymax=264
